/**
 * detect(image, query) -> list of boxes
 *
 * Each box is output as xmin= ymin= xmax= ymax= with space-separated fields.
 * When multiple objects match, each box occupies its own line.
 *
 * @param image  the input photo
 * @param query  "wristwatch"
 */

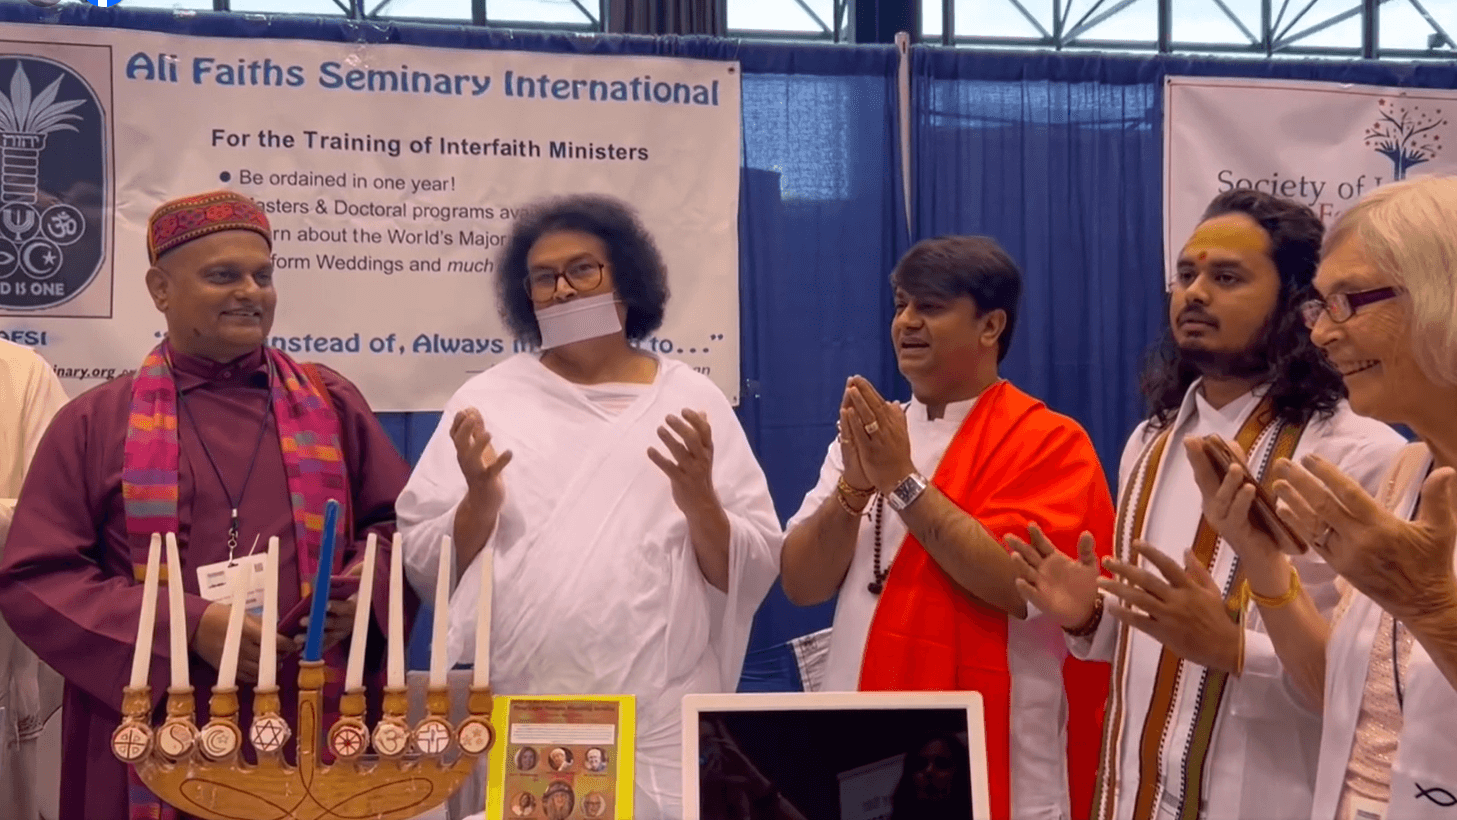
xmin=886 ymin=472 xmax=929 ymax=511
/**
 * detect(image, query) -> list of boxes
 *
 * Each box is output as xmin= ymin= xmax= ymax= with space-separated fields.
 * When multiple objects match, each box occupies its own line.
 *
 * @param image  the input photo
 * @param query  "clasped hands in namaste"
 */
xmin=837 ymin=375 xmax=915 ymax=496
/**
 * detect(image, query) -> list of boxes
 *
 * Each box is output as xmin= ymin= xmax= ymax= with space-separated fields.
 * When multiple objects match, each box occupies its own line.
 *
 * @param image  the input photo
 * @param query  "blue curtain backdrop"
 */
xmin=9 ymin=2 xmax=1457 ymax=688
xmin=911 ymin=49 xmax=1457 ymax=483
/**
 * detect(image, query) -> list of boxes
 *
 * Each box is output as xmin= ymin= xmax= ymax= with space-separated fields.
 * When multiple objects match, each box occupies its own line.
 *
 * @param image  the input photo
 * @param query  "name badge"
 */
xmin=197 ymin=553 xmax=268 ymax=617
xmin=1345 ymin=795 xmax=1387 ymax=820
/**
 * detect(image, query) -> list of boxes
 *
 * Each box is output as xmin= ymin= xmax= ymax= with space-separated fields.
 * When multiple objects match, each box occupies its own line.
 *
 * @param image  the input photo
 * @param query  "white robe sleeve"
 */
xmin=0 ymin=346 xmax=67 ymax=549
xmin=701 ymin=391 xmax=784 ymax=689
xmin=785 ymin=437 xmax=843 ymax=533
xmin=396 ymin=387 xmax=476 ymax=600
xmin=1230 ymin=407 xmax=1405 ymax=718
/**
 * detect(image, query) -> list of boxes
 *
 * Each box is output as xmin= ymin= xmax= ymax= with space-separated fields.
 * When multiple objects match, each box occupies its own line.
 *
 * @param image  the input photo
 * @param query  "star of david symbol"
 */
xmin=415 ymin=720 xmax=451 ymax=755
xmin=332 ymin=724 xmax=367 ymax=757
xmin=373 ymin=722 xmax=408 ymax=756
xmin=250 ymin=717 xmax=289 ymax=752
xmin=113 ymin=725 xmax=150 ymax=761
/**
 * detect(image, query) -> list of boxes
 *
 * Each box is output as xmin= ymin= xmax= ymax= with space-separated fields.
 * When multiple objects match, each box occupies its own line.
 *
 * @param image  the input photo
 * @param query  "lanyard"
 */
xmin=174 ymin=355 xmax=275 ymax=558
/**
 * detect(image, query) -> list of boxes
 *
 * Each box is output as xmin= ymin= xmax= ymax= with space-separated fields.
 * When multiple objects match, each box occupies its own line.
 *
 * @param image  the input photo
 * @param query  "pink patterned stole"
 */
xmin=121 ymin=341 xmax=349 ymax=819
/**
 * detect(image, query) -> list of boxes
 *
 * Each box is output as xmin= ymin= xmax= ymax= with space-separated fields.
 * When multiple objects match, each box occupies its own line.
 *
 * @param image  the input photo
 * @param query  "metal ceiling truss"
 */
xmin=937 ymin=0 xmax=1456 ymax=58
xmin=110 ymin=0 xmax=1456 ymax=56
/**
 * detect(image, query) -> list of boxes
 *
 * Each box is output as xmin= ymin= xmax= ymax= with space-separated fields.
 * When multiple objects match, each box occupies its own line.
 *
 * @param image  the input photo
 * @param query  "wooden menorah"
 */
xmin=111 ymin=662 xmax=494 ymax=820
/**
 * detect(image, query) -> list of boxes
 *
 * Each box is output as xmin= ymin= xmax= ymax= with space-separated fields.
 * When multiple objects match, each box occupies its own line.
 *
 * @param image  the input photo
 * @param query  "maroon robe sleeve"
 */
xmin=0 ymin=381 xmax=214 ymax=713
xmin=314 ymin=365 xmax=418 ymax=671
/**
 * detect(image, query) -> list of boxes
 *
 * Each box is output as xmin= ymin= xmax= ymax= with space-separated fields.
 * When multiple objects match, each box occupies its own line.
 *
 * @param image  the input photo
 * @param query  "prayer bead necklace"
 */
xmin=868 ymin=495 xmax=888 ymax=595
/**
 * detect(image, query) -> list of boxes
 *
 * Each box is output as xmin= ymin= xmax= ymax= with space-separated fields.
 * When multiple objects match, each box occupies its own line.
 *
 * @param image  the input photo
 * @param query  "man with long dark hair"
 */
xmin=1013 ymin=189 xmax=1404 ymax=820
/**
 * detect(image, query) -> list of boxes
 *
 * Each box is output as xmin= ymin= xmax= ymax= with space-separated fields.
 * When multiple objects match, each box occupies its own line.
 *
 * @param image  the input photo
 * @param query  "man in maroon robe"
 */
xmin=0 ymin=190 xmax=412 ymax=820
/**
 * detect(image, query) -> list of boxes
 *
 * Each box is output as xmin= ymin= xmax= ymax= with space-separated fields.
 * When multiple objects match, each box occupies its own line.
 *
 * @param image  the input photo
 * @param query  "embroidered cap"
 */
xmin=146 ymin=190 xmax=271 ymax=264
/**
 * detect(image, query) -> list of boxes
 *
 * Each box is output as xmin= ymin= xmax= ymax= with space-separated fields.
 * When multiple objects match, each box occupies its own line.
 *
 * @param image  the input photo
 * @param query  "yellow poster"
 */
xmin=484 ymin=695 xmax=634 ymax=820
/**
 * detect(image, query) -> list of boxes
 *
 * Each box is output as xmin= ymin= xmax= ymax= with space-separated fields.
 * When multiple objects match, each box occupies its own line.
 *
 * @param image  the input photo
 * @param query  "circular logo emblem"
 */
xmin=372 ymin=719 xmax=410 ymax=757
xmin=156 ymin=719 xmax=196 ymax=760
xmin=249 ymin=714 xmax=291 ymax=755
xmin=457 ymin=718 xmax=495 ymax=755
xmin=413 ymin=718 xmax=453 ymax=756
xmin=0 ymin=56 xmax=107 ymax=310
xmin=328 ymin=720 xmax=369 ymax=759
xmin=198 ymin=722 xmax=240 ymax=761
xmin=111 ymin=723 xmax=152 ymax=763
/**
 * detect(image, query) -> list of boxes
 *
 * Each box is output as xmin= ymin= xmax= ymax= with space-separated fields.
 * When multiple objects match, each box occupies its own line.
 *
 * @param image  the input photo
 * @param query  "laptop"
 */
xmin=682 ymin=691 xmax=990 ymax=820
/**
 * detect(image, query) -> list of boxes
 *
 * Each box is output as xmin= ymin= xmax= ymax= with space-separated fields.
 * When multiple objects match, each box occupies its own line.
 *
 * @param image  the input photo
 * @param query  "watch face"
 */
xmin=890 ymin=474 xmax=926 ymax=509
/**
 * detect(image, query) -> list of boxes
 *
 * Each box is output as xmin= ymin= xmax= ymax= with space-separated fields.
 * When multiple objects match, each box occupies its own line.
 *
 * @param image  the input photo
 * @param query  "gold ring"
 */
xmin=864 ymin=421 xmax=880 ymax=435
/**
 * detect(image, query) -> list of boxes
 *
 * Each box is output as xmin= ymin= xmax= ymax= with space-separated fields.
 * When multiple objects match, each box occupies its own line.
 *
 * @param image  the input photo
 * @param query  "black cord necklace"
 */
xmin=173 ymin=356 xmax=274 ymax=558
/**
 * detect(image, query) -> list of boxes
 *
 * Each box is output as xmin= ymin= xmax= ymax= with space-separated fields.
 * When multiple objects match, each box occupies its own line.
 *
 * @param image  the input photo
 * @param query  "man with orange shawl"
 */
xmin=781 ymin=235 xmax=1115 ymax=820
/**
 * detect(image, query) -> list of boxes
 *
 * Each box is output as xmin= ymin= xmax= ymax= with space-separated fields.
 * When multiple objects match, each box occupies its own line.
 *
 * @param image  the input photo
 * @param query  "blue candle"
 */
xmin=302 ymin=499 xmax=341 ymax=662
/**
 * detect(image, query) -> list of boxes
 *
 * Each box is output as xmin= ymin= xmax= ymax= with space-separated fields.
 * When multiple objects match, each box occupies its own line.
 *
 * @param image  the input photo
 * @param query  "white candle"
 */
xmin=128 ymin=533 xmax=163 ymax=689
xmin=164 ymin=532 xmax=189 ymax=689
xmin=387 ymin=532 xmax=404 ymax=689
xmin=472 ymin=546 xmax=492 ymax=689
xmin=259 ymin=536 xmax=280 ymax=690
xmin=344 ymin=533 xmax=378 ymax=691
xmin=428 ymin=536 xmax=452 ymax=688
xmin=216 ymin=562 xmax=251 ymax=690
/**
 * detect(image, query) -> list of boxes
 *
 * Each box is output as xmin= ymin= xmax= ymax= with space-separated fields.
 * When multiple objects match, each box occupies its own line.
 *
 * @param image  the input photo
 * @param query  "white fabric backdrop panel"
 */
xmin=1164 ymin=76 xmax=1457 ymax=287
xmin=0 ymin=25 xmax=742 ymax=408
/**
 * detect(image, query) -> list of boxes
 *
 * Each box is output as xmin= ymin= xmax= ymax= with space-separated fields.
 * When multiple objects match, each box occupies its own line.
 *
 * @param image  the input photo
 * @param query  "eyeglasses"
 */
xmin=1299 ymin=286 xmax=1403 ymax=329
xmin=524 ymin=259 xmax=605 ymax=301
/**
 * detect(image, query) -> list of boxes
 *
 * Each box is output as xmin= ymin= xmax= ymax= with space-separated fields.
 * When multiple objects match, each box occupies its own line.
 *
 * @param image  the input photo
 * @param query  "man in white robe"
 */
xmin=397 ymin=195 xmax=781 ymax=820
xmin=1015 ymin=189 xmax=1404 ymax=820
xmin=0 ymin=339 xmax=67 ymax=820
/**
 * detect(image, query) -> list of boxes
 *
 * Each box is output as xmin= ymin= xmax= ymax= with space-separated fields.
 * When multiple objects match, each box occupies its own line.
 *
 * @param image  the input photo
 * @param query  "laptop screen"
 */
xmin=681 ymin=692 xmax=989 ymax=820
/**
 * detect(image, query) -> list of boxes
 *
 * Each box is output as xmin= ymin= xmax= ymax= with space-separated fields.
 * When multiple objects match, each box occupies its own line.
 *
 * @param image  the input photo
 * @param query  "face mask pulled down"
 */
xmin=535 ymin=292 xmax=624 ymax=350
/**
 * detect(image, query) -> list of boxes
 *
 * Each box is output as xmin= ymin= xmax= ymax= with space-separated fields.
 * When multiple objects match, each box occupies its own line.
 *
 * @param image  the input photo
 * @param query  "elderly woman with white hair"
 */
xmin=1184 ymin=175 xmax=1457 ymax=820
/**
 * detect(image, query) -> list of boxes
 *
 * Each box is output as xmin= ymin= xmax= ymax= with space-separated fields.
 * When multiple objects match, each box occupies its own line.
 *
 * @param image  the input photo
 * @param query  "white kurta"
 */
xmin=1313 ymin=444 xmax=1457 ymax=820
xmin=1076 ymin=381 xmax=1405 ymax=820
xmin=0 ymin=339 xmax=67 ymax=820
xmin=786 ymin=392 xmax=1090 ymax=820
xmin=396 ymin=353 xmax=782 ymax=820
xmin=786 ymin=395 xmax=976 ymax=693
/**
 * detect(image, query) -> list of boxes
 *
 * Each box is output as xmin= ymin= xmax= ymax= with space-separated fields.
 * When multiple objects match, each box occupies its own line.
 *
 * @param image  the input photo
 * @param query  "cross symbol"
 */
xmin=416 ymin=721 xmax=450 ymax=755
xmin=113 ymin=726 xmax=149 ymax=760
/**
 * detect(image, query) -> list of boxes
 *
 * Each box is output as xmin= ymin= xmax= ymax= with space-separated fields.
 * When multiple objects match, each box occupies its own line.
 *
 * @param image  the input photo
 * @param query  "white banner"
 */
xmin=1164 ymin=76 xmax=1457 ymax=284
xmin=0 ymin=24 xmax=741 ymax=408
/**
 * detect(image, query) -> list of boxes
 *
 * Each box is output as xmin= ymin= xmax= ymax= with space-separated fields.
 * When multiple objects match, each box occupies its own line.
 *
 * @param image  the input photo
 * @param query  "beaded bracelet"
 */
xmin=1063 ymin=594 xmax=1105 ymax=638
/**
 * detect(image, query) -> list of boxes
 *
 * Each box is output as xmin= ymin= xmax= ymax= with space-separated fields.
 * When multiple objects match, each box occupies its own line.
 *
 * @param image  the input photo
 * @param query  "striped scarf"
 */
xmin=121 ymin=341 xmax=348 ymax=819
